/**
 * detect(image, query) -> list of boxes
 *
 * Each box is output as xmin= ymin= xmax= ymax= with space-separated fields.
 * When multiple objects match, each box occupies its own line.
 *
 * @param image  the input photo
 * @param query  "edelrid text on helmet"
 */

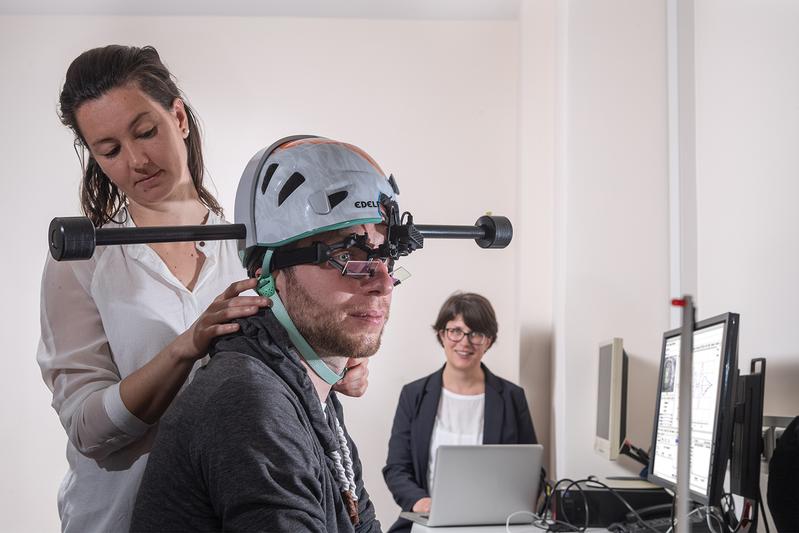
xmin=354 ymin=201 xmax=381 ymax=208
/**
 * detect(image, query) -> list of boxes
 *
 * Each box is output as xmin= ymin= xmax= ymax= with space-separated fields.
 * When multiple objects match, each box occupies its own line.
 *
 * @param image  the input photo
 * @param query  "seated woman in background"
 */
xmin=382 ymin=292 xmax=538 ymax=533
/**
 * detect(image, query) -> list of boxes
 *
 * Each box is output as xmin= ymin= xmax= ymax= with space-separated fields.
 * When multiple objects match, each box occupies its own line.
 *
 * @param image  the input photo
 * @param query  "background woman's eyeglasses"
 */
xmin=443 ymin=327 xmax=488 ymax=345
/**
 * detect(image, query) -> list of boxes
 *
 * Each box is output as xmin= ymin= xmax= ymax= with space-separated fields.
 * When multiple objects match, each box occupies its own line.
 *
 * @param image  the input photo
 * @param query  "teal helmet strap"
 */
xmin=255 ymin=249 xmax=345 ymax=386
xmin=256 ymin=250 xmax=277 ymax=297
xmin=270 ymin=294 xmax=345 ymax=385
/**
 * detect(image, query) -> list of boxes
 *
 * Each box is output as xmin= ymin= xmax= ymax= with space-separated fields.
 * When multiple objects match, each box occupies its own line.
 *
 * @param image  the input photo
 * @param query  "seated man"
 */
xmin=131 ymin=137 xmax=404 ymax=532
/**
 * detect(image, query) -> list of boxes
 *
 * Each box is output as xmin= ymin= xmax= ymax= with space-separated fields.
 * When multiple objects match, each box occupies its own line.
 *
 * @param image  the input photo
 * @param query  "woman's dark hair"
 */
xmin=59 ymin=44 xmax=222 ymax=227
xmin=432 ymin=292 xmax=498 ymax=347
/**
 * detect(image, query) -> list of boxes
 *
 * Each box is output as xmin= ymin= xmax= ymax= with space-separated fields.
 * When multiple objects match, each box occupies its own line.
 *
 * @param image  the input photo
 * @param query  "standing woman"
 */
xmin=37 ymin=45 xmax=368 ymax=532
xmin=382 ymin=292 xmax=537 ymax=533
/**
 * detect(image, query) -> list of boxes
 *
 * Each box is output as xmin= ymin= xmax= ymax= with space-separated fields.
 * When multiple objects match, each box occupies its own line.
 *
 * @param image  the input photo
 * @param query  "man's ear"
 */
xmin=255 ymin=267 xmax=263 ymax=278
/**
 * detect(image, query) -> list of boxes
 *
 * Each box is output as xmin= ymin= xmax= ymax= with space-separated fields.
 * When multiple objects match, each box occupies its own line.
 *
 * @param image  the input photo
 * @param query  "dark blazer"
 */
xmin=382 ymin=363 xmax=537 ymax=533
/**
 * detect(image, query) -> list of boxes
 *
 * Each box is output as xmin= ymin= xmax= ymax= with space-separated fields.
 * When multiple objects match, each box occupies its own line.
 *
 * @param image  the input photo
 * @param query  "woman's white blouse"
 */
xmin=427 ymin=388 xmax=485 ymax=492
xmin=37 ymin=210 xmax=247 ymax=533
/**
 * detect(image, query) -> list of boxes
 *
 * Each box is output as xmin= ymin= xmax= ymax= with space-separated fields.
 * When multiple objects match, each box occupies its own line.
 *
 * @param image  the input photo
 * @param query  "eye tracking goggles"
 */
xmin=255 ymin=230 xmax=412 ymax=287
xmin=246 ymin=190 xmax=417 ymax=286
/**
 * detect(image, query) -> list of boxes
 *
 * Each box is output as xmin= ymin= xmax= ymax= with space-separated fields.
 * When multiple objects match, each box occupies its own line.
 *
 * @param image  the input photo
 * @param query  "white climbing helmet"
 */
xmin=235 ymin=135 xmax=399 ymax=268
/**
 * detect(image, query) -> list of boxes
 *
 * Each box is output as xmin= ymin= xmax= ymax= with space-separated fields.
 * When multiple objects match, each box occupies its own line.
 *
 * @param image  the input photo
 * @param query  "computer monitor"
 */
xmin=729 ymin=357 xmax=766 ymax=500
xmin=594 ymin=338 xmax=628 ymax=460
xmin=648 ymin=312 xmax=739 ymax=507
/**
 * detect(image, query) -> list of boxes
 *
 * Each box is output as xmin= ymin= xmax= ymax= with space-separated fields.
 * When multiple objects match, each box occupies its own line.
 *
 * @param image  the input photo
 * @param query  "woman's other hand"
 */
xmin=333 ymin=358 xmax=370 ymax=397
xmin=172 ymin=278 xmax=270 ymax=361
xmin=412 ymin=497 xmax=432 ymax=513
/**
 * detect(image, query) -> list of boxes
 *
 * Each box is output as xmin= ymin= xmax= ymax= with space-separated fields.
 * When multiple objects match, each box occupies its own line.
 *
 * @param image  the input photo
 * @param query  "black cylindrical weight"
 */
xmin=474 ymin=215 xmax=513 ymax=248
xmin=49 ymin=217 xmax=96 ymax=261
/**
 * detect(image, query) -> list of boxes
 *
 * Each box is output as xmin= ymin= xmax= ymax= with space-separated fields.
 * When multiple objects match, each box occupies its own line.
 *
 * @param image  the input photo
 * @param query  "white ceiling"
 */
xmin=0 ymin=0 xmax=520 ymax=20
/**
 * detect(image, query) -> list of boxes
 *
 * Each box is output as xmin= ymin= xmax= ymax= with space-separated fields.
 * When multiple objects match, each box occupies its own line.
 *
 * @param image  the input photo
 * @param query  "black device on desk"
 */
xmin=552 ymin=479 xmax=672 ymax=529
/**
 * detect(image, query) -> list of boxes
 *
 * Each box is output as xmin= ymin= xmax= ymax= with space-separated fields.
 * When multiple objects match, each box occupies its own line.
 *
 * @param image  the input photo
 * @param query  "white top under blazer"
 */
xmin=427 ymin=388 xmax=485 ymax=491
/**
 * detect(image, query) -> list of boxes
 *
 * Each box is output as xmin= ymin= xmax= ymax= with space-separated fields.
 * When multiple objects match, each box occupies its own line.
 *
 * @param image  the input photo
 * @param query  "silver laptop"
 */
xmin=400 ymin=444 xmax=544 ymax=527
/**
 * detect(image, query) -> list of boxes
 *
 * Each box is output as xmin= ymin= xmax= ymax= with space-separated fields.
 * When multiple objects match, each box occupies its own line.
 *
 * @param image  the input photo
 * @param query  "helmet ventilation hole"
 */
xmin=327 ymin=191 xmax=349 ymax=209
xmin=278 ymin=172 xmax=306 ymax=206
xmin=261 ymin=163 xmax=279 ymax=195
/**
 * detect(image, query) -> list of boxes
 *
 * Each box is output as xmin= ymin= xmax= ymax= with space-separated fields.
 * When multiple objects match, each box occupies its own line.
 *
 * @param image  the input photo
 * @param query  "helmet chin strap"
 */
xmin=256 ymin=249 xmax=345 ymax=386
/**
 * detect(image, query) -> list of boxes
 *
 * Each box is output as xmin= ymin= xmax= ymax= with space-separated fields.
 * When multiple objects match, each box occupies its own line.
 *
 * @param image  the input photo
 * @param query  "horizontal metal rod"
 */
xmin=415 ymin=225 xmax=485 ymax=239
xmin=93 ymin=223 xmax=485 ymax=246
xmin=49 ymin=215 xmax=511 ymax=261
xmin=95 ymin=224 xmax=247 ymax=246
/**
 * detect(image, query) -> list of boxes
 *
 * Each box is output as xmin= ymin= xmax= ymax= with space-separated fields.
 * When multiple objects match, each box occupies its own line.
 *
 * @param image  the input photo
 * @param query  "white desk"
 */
xmin=411 ymin=526 xmax=520 ymax=533
xmin=411 ymin=525 xmax=607 ymax=532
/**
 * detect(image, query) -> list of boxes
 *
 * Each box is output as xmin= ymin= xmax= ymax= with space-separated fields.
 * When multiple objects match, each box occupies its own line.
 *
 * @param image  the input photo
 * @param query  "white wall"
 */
xmin=551 ymin=0 xmax=671 ymax=479
xmin=694 ymin=0 xmax=799 ymax=418
xmin=518 ymin=0 xmax=556 ymax=474
xmin=0 ymin=15 xmax=519 ymax=531
xmin=693 ymin=4 xmax=799 ymax=522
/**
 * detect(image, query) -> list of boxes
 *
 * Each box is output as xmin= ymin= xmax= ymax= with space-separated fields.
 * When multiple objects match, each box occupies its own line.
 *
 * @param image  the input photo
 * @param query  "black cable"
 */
xmin=538 ymin=479 xmax=555 ymax=517
xmin=704 ymin=506 xmax=729 ymax=533
xmin=582 ymin=478 xmax=663 ymax=533
xmin=721 ymin=492 xmax=742 ymax=533
xmin=564 ymin=479 xmax=590 ymax=531
xmin=549 ymin=478 xmax=586 ymax=531
xmin=757 ymin=486 xmax=771 ymax=533
xmin=668 ymin=488 xmax=676 ymax=533
xmin=548 ymin=477 xmax=590 ymax=531
xmin=500 ymin=477 xmax=581 ymax=532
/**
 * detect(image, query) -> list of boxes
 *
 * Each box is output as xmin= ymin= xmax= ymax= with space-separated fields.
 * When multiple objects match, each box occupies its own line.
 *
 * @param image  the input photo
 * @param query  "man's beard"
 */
xmin=282 ymin=270 xmax=388 ymax=360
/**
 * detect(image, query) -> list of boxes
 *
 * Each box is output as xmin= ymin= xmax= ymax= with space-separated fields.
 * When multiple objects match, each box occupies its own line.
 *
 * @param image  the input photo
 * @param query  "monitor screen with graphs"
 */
xmin=648 ymin=313 xmax=739 ymax=505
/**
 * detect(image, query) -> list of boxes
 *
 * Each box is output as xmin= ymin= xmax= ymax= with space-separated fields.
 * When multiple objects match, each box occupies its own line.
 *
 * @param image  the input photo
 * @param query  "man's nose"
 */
xmin=364 ymin=260 xmax=394 ymax=295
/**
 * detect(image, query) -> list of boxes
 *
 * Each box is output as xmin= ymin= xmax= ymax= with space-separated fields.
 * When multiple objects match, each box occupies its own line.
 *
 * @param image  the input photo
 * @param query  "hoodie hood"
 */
xmin=209 ymin=307 xmax=339 ymax=454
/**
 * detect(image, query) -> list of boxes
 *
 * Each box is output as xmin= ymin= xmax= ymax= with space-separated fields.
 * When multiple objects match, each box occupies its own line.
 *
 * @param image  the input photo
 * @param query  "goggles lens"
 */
xmin=324 ymin=234 xmax=411 ymax=286
xmin=389 ymin=266 xmax=411 ymax=286
xmin=329 ymin=257 xmax=411 ymax=286
xmin=341 ymin=259 xmax=386 ymax=277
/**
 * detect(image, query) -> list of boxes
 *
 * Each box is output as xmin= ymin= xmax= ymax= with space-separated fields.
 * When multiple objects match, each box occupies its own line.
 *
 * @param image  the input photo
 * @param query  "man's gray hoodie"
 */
xmin=130 ymin=308 xmax=382 ymax=532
